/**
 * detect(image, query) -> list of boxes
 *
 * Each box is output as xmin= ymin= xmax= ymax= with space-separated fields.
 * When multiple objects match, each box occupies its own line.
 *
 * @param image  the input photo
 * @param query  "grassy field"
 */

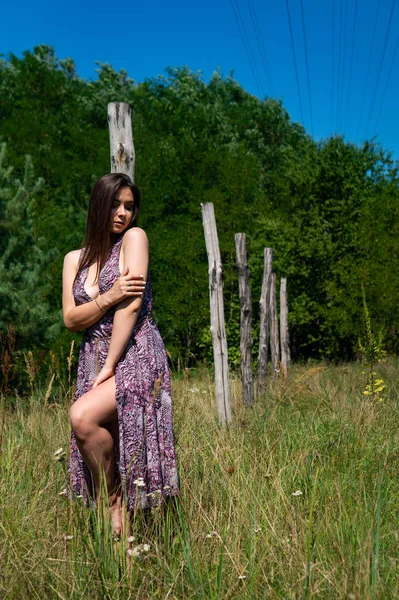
xmin=1 ymin=359 xmax=399 ymax=599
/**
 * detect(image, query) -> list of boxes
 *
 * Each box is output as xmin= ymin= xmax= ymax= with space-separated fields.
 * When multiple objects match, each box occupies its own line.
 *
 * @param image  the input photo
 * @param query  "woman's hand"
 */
xmin=92 ymin=364 xmax=115 ymax=389
xmin=106 ymin=267 xmax=146 ymax=306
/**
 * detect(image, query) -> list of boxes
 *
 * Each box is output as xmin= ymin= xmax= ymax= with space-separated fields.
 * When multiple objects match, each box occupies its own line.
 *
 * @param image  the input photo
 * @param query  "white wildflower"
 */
xmin=291 ymin=490 xmax=303 ymax=497
xmin=202 ymin=390 xmax=207 ymax=394
xmin=58 ymin=489 xmax=67 ymax=496
xmin=53 ymin=447 xmax=66 ymax=461
xmin=128 ymin=543 xmax=151 ymax=559
xmin=127 ymin=535 xmax=135 ymax=543
xmin=254 ymin=527 xmax=261 ymax=533
xmin=63 ymin=535 xmax=73 ymax=541
xmin=133 ymin=477 xmax=145 ymax=488
xmin=238 ymin=575 xmax=246 ymax=580
xmin=188 ymin=387 xmax=200 ymax=393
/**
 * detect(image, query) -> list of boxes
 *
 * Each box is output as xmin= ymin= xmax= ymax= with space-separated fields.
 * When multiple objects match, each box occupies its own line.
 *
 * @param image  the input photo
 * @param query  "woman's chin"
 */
xmin=111 ymin=225 xmax=127 ymax=234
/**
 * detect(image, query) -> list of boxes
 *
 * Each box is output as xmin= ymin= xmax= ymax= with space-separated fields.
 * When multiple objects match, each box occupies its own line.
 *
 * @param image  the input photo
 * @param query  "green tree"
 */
xmin=1 ymin=46 xmax=399 ymax=372
xmin=0 ymin=144 xmax=57 ymax=348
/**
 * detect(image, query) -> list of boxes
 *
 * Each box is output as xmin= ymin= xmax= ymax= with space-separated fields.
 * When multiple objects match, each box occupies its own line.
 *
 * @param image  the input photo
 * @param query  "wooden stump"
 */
xmin=280 ymin=277 xmax=291 ymax=372
xmin=107 ymin=102 xmax=135 ymax=181
xmin=235 ymin=233 xmax=254 ymax=407
xmin=201 ymin=203 xmax=232 ymax=425
xmin=258 ymin=248 xmax=273 ymax=395
xmin=270 ymin=273 xmax=280 ymax=378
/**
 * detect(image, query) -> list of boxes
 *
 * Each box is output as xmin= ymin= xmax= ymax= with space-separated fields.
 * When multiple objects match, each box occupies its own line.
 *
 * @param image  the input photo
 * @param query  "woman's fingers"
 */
xmin=127 ymin=281 xmax=146 ymax=289
xmin=124 ymin=288 xmax=145 ymax=296
xmin=123 ymin=274 xmax=145 ymax=284
xmin=92 ymin=367 xmax=114 ymax=388
xmin=121 ymin=276 xmax=146 ymax=293
xmin=113 ymin=273 xmax=146 ymax=299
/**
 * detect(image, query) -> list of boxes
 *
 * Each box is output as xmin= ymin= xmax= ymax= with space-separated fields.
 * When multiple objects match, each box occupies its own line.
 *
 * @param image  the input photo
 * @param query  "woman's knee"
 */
xmin=70 ymin=400 xmax=95 ymax=440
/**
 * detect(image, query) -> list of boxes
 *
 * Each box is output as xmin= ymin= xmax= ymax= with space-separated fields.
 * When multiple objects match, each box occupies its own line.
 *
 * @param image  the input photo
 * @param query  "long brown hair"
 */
xmin=76 ymin=173 xmax=141 ymax=283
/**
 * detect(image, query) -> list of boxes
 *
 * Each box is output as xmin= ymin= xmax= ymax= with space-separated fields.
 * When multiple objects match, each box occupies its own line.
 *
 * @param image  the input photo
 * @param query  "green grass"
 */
xmin=1 ymin=359 xmax=399 ymax=599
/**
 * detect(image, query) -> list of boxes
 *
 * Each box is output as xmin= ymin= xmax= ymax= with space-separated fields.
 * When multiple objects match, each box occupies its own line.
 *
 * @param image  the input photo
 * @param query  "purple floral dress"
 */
xmin=68 ymin=233 xmax=179 ymax=510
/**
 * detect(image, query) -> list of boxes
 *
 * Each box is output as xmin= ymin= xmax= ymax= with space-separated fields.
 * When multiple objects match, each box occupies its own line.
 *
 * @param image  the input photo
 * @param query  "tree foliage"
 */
xmin=1 ymin=45 xmax=399 ymax=380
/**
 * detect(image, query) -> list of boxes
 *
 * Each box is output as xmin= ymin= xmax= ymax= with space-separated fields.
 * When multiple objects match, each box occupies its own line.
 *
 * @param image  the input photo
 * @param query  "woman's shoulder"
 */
xmin=63 ymin=248 xmax=82 ymax=269
xmin=122 ymin=227 xmax=149 ymax=246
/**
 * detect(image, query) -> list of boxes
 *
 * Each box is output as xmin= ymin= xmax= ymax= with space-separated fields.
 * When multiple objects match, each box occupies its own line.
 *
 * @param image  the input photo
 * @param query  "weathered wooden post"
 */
xmin=270 ymin=273 xmax=280 ymax=378
xmin=235 ymin=233 xmax=254 ymax=407
xmin=201 ymin=203 xmax=232 ymax=426
xmin=280 ymin=277 xmax=290 ymax=372
xmin=258 ymin=248 xmax=273 ymax=395
xmin=107 ymin=102 xmax=135 ymax=181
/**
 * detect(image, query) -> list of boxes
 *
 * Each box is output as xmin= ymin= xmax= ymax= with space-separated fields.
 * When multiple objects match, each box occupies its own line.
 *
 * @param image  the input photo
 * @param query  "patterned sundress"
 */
xmin=68 ymin=232 xmax=179 ymax=510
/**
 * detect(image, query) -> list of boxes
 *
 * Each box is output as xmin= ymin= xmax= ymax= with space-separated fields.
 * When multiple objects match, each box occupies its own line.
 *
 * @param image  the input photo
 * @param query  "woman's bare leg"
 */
xmin=70 ymin=377 xmax=123 ymax=534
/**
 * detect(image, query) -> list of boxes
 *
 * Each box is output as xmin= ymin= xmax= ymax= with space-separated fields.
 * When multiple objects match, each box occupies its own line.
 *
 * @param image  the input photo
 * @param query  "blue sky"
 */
xmin=2 ymin=0 xmax=399 ymax=158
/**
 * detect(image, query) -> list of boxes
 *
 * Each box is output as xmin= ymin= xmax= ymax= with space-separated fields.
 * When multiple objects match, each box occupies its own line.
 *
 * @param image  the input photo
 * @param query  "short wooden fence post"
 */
xmin=235 ymin=233 xmax=254 ymax=407
xmin=201 ymin=202 xmax=232 ymax=426
xmin=258 ymin=248 xmax=273 ymax=395
xmin=270 ymin=273 xmax=280 ymax=378
xmin=280 ymin=277 xmax=290 ymax=372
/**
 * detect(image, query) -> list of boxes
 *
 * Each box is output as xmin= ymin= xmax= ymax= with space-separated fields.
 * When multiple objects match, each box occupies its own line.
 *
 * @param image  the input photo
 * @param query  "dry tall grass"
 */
xmin=1 ymin=360 xmax=399 ymax=599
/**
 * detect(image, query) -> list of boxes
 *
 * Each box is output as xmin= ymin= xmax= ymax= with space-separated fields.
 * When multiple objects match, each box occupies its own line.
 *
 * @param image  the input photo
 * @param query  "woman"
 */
xmin=62 ymin=173 xmax=179 ymax=535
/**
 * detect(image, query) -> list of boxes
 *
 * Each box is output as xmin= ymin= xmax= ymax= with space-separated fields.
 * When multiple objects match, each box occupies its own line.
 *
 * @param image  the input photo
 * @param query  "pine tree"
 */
xmin=0 ymin=143 xmax=58 ymax=349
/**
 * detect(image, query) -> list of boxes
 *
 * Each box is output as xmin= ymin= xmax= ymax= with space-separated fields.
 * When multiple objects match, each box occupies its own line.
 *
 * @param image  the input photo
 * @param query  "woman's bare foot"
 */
xmin=109 ymin=491 xmax=123 ymax=538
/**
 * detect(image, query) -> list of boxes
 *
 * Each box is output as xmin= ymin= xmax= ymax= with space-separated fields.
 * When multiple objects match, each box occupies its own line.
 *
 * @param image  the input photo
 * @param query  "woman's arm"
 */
xmin=92 ymin=228 xmax=149 ymax=388
xmin=62 ymin=249 xmax=146 ymax=332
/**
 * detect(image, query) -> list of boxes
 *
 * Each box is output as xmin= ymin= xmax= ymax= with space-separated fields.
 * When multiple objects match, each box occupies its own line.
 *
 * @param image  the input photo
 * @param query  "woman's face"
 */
xmin=110 ymin=187 xmax=134 ymax=234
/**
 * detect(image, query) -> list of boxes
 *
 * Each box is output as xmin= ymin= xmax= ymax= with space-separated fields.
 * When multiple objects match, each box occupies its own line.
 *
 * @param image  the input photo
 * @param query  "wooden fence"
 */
xmin=202 ymin=208 xmax=290 ymax=422
xmin=107 ymin=101 xmax=290 ymax=425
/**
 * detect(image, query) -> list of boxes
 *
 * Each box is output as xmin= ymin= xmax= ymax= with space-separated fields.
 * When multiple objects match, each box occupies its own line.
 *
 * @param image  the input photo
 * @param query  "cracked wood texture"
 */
xmin=235 ymin=233 xmax=254 ymax=407
xmin=258 ymin=248 xmax=273 ymax=395
xmin=201 ymin=202 xmax=232 ymax=426
xmin=280 ymin=277 xmax=291 ymax=372
xmin=270 ymin=273 xmax=280 ymax=378
xmin=107 ymin=102 xmax=135 ymax=181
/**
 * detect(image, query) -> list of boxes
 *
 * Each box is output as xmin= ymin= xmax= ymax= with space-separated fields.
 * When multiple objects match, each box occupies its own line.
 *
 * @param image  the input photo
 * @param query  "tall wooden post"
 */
xmin=270 ymin=273 xmax=280 ymax=378
xmin=201 ymin=203 xmax=232 ymax=426
xmin=280 ymin=277 xmax=291 ymax=372
xmin=107 ymin=102 xmax=135 ymax=181
xmin=258 ymin=248 xmax=273 ymax=395
xmin=235 ymin=233 xmax=254 ymax=407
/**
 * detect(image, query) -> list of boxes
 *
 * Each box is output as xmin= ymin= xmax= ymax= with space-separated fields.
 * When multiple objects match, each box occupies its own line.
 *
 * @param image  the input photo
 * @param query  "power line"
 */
xmin=335 ymin=0 xmax=343 ymax=132
xmin=356 ymin=0 xmax=381 ymax=137
xmin=373 ymin=34 xmax=399 ymax=135
xmin=285 ymin=0 xmax=305 ymax=126
xmin=299 ymin=0 xmax=314 ymax=136
xmin=338 ymin=0 xmax=349 ymax=131
xmin=364 ymin=0 xmax=396 ymax=139
xmin=247 ymin=0 xmax=275 ymax=97
xmin=344 ymin=0 xmax=358 ymax=133
xmin=230 ymin=0 xmax=263 ymax=96
xmin=331 ymin=0 xmax=336 ymax=132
